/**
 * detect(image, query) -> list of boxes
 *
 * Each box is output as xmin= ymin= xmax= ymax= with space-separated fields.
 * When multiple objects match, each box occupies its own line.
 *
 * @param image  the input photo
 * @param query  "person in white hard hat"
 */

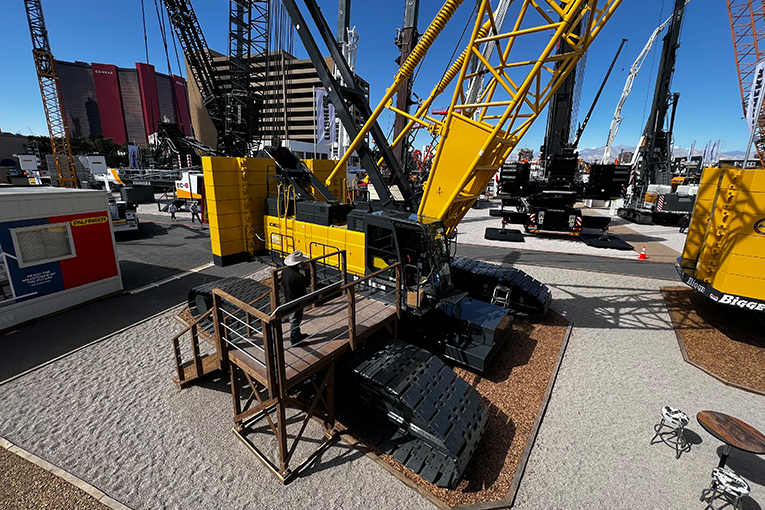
xmin=281 ymin=250 xmax=311 ymax=346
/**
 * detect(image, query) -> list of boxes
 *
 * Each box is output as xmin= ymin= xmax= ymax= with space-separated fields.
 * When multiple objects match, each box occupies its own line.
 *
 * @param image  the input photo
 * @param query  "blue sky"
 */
xmin=0 ymin=0 xmax=745 ymax=155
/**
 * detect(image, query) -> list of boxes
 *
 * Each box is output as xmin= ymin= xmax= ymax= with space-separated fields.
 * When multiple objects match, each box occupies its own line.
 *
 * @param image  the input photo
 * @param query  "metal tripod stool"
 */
xmin=650 ymin=405 xmax=691 ymax=459
xmin=700 ymin=467 xmax=750 ymax=510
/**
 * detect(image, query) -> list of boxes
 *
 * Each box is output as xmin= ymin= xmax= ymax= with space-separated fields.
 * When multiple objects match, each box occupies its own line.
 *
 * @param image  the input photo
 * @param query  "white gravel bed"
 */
xmin=0 ymin=273 xmax=430 ymax=510
xmin=508 ymin=264 xmax=765 ymax=509
xmin=3 ymin=262 xmax=762 ymax=509
xmin=587 ymin=207 xmax=688 ymax=254
xmin=456 ymin=205 xmax=637 ymax=259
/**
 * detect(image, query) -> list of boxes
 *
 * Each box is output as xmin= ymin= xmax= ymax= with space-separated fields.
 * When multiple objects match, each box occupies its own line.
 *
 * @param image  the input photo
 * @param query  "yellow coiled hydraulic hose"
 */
xmin=325 ymin=0 xmax=464 ymax=186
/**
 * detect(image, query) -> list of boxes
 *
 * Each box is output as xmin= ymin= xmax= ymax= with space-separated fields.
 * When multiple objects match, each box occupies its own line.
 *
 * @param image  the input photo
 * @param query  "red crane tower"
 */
xmin=727 ymin=0 xmax=765 ymax=165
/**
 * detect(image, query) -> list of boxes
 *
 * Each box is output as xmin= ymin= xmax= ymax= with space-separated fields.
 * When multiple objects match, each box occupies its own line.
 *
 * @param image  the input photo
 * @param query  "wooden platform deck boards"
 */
xmin=228 ymin=294 xmax=396 ymax=389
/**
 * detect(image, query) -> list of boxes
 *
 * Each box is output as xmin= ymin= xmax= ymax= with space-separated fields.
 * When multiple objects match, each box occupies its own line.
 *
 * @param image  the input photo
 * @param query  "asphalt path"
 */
xmin=115 ymin=213 xmax=218 ymax=291
xmin=0 ymin=214 xmax=266 ymax=382
xmin=455 ymin=242 xmax=679 ymax=280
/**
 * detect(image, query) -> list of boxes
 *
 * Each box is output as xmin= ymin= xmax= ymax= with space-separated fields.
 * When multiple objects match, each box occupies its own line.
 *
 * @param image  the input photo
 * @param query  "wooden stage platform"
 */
xmin=171 ymin=251 xmax=403 ymax=484
xmin=228 ymin=293 xmax=397 ymax=388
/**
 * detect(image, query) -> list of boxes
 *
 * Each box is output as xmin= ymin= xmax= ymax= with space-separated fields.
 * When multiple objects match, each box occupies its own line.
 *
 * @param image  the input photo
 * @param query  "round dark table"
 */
xmin=697 ymin=410 xmax=765 ymax=468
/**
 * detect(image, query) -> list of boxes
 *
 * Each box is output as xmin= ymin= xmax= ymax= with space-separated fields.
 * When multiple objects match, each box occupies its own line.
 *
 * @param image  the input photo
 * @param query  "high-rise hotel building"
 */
xmin=55 ymin=60 xmax=193 ymax=147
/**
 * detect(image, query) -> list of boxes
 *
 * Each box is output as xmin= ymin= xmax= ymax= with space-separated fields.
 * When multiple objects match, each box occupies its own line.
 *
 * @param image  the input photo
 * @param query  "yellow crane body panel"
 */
xmin=203 ymin=156 xmax=361 ymax=269
xmin=303 ymin=159 xmax=348 ymax=203
xmin=419 ymin=114 xmax=499 ymax=234
xmin=263 ymin=215 xmax=366 ymax=277
xmin=203 ymin=156 xmax=270 ymax=266
xmin=678 ymin=165 xmax=765 ymax=310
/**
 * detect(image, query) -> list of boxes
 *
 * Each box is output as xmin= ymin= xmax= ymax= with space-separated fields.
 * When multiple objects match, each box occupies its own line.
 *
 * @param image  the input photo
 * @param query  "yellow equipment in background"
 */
xmin=203 ymin=157 xmax=269 ymax=267
xmin=678 ymin=165 xmax=765 ymax=310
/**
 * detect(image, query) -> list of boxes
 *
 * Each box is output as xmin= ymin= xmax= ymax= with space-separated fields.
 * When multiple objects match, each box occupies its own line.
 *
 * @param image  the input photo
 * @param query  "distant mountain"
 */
xmin=507 ymin=144 xmax=748 ymax=162
xmin=579 ymin=145 xmax=747 ymax=162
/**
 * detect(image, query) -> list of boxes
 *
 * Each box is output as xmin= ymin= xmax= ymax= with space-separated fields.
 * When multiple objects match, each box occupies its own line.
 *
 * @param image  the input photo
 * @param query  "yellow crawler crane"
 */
xmin=193 ymin=0 xmax=623 ymax=486
xmin=207 ymin=0 xmax=622 ymax=264
xmin=204 ymin=0 xmax=622 ymax=370
xmin=677 ymin=165 xmax=765 ymax=310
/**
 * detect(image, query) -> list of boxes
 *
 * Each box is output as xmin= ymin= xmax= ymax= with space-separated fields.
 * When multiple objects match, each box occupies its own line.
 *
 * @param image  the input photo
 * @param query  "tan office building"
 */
xmin=186 ymin=50 xmax=369 ymax=153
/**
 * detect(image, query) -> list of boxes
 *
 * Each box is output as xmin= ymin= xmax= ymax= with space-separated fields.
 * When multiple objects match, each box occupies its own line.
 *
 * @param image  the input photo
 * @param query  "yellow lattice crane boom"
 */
xmin=327 ymin=0 xmax=621 ymax=235
xmin=24 ymin=0 xmax=78 ymax=188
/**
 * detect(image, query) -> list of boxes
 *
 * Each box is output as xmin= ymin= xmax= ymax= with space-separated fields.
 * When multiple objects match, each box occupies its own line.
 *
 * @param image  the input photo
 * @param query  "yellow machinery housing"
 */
xmin=204 ymin=156 xmax=357 ymax=269
xmin=678 ymin=165 xmax=765 ymax=310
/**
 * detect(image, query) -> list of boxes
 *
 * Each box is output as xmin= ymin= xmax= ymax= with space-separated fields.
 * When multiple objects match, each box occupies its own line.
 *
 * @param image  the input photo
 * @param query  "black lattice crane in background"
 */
xmin=23 ymin=0 xmax=79 ymax=188
xmin=163 ymin=0 xmax=268 ymax=157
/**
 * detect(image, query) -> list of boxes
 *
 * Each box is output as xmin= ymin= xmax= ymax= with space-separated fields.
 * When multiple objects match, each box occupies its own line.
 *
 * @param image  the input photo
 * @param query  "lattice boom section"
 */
xmin=412 ymin=0 xmax=622 ymax=233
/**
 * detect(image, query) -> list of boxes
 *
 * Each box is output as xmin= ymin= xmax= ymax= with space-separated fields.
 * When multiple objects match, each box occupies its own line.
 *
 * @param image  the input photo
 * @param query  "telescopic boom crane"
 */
xmin=601 ymin=2 xmax=689 ymax=164
xmin=632 ymin=0 xmax=686 ymax=189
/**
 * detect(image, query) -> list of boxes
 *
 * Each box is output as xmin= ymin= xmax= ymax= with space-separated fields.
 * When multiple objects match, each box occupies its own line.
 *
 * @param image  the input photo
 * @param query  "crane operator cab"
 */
xmin=347 ymin=209 xmax=513 ymax=371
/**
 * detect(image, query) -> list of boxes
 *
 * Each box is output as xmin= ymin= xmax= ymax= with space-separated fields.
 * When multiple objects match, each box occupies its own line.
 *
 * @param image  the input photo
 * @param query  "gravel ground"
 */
xmin=0 ymin=298 xmax=430 ymax=508
xmin=509 ymin=265 xmax=765 ymax=510
xmin=456 ymin=205 xmax=637 ymax=259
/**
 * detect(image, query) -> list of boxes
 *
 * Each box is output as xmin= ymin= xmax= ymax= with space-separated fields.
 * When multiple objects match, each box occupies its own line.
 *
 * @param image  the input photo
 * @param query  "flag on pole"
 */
xmin=687 ymin=140 xmax=695 ymax=160
xmin=315 ymin=88 xmax=336 ymax=146
xmin=701 ymin=141 xmax=710 ymax=164
xmin=709 ymin=139 xmax=720 ymax=163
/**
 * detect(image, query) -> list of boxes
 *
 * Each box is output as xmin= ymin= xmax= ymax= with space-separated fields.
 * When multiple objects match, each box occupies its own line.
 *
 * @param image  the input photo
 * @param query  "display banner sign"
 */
xmin=128 ymin=145 xmax=140 ymax=169
xmin=746 ymin=59 xmax=765 ymax=134
xmin=315 ymin=88 xmax=336 ymax=146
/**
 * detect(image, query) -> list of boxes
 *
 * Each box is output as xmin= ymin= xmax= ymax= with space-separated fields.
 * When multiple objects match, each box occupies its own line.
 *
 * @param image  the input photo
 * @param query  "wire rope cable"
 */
xmin=140 ymin=0 xmax=150 ymax=63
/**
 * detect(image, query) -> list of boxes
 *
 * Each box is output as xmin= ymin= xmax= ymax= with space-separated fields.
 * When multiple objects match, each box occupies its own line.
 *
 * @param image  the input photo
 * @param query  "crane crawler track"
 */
xmin=338 ymin=337 xmax=489 ymax=488
xmin=451 ymin=256 xmax=552 ymax=320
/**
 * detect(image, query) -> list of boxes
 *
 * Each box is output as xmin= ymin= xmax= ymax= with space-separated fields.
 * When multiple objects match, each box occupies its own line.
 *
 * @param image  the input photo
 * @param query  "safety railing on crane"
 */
xmin=172 ymin=250 xmax=402 ymax=483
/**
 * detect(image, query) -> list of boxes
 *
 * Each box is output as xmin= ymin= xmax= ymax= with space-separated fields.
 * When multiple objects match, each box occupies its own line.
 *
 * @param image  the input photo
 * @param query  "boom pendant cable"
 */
xmin=140 ymin=0 xmax=150 ymax=63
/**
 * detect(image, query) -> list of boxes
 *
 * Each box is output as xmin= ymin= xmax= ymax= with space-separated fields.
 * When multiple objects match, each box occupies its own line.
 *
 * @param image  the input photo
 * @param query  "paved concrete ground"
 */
xmin=511 ymin=266 xmax=765 ymax=510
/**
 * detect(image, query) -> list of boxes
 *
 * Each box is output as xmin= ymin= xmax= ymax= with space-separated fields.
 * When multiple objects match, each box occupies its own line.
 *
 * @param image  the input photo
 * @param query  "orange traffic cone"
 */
xmin=638 ymin=246 xmax=647 ymax=260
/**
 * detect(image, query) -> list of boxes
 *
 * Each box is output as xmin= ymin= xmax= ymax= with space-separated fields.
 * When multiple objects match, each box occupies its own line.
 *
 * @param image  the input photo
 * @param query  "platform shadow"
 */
xmin=299 ymin=435 xmax=367 ymax=477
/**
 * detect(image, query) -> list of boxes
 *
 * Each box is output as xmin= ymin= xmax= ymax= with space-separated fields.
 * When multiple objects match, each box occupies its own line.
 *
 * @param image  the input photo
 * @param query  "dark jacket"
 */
xmin=281 ymin=266 xmax=309 ymax=302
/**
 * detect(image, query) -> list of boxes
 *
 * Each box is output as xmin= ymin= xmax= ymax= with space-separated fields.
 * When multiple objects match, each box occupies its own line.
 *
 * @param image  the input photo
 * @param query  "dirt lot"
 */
xmin=664 ymin=287 xmax=765 ymax=394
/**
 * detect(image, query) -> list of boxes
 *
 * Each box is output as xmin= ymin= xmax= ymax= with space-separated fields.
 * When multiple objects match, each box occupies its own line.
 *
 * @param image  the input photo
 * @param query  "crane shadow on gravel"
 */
xmin=545 ymin=283 xmax=674 ymax=330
